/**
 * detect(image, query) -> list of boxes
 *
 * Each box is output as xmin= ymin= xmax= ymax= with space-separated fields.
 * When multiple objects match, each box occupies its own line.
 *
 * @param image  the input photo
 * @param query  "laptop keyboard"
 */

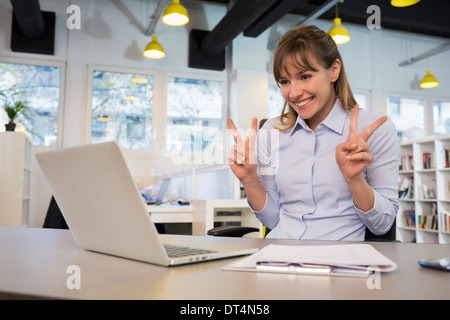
xmin=163 ymin=244 xmax=217 ymax=258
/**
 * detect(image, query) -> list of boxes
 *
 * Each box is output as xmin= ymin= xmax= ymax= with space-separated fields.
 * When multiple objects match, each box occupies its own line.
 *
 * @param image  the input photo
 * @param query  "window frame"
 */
xmin=267 ymin=77 xmax=284 ymax=119
xmin=86 ymin=66 xmax=228 ymax=156
xmin=163 ymin=71 xmax=227 ymax=154
xmin=352 ymin=88 xmax=371 ymax=111
xmin=86 ymin=64 xmax=162 ymax=152
xmin=385 ymin=91 xmax=429 ymax=139
xmin=432 ymin=95 xmax=450 ymax=135
xmin=0 ymin=56 xmax=66 ymax=147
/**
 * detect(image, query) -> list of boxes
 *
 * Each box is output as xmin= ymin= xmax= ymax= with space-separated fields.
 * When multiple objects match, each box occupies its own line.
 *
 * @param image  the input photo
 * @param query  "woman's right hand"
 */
xmin=226 ymin=118 xmax=258 ymax=184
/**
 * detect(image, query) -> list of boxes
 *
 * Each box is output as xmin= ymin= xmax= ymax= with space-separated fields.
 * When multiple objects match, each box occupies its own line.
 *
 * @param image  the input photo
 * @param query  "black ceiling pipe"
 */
xmin=10 ymin=0 xmax=45 ymax=39
xmin=200 ymin=0 xmax=278 ymax=58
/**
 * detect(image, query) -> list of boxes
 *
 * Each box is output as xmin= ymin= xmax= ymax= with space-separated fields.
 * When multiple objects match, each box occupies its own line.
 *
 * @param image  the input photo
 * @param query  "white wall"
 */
xmin=0 ymin=0 xmax=449 ymax=226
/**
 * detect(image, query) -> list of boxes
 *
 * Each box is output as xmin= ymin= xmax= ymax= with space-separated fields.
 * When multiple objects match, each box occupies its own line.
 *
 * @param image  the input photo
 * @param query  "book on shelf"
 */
xmin=444 ymin=145 xmax=450 ymax=168
xmin=399 ymin=154 xmax=414 ymax=171
xmin=422 ymin=152 xmax=433 ymax=169
xmin=443 ymin=212 xmax=450 ymax=232
xmin=403 ymin=209 xmax=416 ymax=227
xmin=398 ymin=176 xmax=414 ymax=199
xmin=418 ymin=214 xmax=438 ymax=231
xmin=431 ymin=202 xmax=437 ymax=215
xmin=421 ymin=180 xmax=436 ymax=200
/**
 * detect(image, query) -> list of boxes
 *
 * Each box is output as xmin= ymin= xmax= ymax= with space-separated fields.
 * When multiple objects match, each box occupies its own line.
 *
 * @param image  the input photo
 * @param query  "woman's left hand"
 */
xmin=336 ymin=105 xmax=387 ymax=181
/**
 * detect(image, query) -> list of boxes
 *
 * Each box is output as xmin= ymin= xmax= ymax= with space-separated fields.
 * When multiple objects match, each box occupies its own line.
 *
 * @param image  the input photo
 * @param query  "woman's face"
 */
xmin=278 ymin=53 xmax=341 ymax=132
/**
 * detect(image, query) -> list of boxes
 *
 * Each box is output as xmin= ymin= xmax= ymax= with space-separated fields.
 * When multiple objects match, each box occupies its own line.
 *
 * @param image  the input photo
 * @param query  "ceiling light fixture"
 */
xmin=328 ymin=0 xmax=350 ymax=45
xmin=420 ymin=70 xmax=439 ymax=88
xmin=391 ymin=0 xmax=421 ymax=7
xmin=143 ymin=35 xmax=165 ymax=59
xmin=162 ymin=0 xmax=189 ymax=26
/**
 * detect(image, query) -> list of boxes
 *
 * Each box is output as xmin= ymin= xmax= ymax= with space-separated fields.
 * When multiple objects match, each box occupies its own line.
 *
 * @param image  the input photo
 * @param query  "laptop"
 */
xmin=147 ymin=178 xmax=170 ymax=205
xmin=36 ymin=141 xmax=258 ymax=266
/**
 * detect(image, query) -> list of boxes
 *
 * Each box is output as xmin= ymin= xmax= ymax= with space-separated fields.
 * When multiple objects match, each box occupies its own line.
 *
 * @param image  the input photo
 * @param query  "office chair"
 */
xmin=364 ymin=219 xmax=397 ymax=242
xmin=208 ymin=220 xmax=397 ymax=242
xmin=42 ymin=196 xmax=69 ymax=229
xmin=42 ymin=195 xmax=168 ymax=233
xmin=207 ymin=225 xmax=261 ymax=237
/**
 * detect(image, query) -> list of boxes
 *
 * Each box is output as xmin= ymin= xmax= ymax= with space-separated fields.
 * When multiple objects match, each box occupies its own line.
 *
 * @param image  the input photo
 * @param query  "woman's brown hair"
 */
xmin=273 ymin=25 xmax=357 ymax=130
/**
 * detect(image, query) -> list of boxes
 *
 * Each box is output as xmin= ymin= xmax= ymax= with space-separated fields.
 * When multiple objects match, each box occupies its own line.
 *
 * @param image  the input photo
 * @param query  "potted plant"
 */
xmin=1 ymin=89 xmax=29 ymax=132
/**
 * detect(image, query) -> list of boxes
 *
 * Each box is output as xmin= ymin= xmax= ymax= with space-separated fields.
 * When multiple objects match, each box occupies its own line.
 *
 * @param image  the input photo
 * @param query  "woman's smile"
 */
xmin=293 ymin=96 xmax=315 ymax=110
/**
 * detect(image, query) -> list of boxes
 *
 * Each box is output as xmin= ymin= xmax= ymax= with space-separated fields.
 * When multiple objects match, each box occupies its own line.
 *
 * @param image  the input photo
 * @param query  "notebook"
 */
xmin=147 ymin=178 xmax=170 ymax=205
xmin=223 ymin=243 xmax=397 ymax=277
xmin=36 ymin=141 xmax=258 ymax=266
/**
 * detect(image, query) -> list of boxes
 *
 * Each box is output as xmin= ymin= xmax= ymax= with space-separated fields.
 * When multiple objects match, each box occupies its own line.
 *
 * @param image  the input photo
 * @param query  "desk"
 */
xmin=0 ymin=226 xmax=449 ymax=300
xmin=147 ymin=200 xmax=261 ymax=237
xmin=147 ymin=204 xmax=193 ymax=224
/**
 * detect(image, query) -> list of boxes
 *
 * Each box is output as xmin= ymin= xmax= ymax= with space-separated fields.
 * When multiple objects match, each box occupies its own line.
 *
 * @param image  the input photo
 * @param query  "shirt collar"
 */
xmin=322 ymin=98 xmax=347 ymax=135
xmin=289 ymin=98 xmax=347 ymax=136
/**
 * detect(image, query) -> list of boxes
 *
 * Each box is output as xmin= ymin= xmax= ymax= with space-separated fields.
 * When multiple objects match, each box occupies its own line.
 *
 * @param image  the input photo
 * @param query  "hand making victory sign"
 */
xmin=336 ymin=105 xmax=388 ymax=182
xmin=226 ymin=117 xmax=258 ymax=182
xmin=226 ymin=117 xmax=266 ymax=212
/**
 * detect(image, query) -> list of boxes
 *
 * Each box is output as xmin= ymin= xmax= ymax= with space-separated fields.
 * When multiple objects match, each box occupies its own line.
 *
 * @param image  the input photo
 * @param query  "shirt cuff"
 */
xmin=248 ymin=194 xmax=279 ymax=229
xmin=353 ymin=187 xmax=380 ymax=217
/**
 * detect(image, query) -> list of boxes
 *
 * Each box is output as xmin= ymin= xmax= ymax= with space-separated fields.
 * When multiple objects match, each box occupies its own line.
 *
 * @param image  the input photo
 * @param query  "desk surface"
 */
xmin=0 ymin=226 xmax=449 ymax=300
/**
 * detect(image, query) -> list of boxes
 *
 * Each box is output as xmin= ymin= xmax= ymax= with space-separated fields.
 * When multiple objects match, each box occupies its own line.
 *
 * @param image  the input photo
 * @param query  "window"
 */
xmin=354 ymin=92 xmax=368 ymax=110
xmin=91 ymin=70 xmax=153 ymax=149
xmin=166 ymin=77 xmax=223 ymax=151
xmin=0 ymin=62 xmax=61 ymax=146
xmin=267 ymin=84 xmax=284 ymax=118
xmin=386 ymin=96 xmax=424 ymax=140
xmin=433 ymin=100 xmax=450 ymax=135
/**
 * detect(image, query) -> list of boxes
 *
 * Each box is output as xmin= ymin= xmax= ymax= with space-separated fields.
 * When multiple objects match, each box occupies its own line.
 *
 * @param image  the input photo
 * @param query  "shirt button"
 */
xmin=307 ymin=183 xmax=311 ymax=188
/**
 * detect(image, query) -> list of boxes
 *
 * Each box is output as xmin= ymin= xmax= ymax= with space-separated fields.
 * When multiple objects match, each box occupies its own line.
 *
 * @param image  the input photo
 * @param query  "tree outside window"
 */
xmin=91 ymin=70 xmax=153 ymax=149
xmin=166 ymin=77 xmax=223 ymax=151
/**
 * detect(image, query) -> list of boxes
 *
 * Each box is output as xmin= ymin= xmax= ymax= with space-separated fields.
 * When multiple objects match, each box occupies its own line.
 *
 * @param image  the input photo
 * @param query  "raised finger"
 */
xmin=360 ymin=116 xmax=388 ymax=142
xmin=349 ymin=105 xmax=360 ymax=134
xmin=227 ymin=118 xmax=244 ymax=145
xmin=247 ymin=118 xmax=258 ymax=146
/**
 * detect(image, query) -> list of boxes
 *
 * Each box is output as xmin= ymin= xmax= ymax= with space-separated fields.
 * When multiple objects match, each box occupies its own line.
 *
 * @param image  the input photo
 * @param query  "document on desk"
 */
xmin=223 ymin=244 xmax=397 ymax=277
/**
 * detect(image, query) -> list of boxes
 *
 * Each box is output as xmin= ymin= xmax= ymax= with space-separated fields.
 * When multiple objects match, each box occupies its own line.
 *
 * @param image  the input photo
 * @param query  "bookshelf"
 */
xmin=398 ymin=134 xmax=450 ymax=244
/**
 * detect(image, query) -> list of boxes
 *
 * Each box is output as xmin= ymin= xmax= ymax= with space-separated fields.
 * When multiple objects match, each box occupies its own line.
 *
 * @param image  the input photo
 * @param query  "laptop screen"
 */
xmin=155 ymin=178 xmax=170 ymax=202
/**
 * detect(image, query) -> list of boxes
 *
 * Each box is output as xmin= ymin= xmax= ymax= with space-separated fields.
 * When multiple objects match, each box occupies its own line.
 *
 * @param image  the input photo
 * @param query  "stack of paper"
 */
xmin=223 ymin=244 xmax=397 ymax=277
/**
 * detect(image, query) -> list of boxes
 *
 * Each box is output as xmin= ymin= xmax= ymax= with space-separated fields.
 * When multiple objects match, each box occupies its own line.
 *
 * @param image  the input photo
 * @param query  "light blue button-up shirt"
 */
xmin=254 ymin=99 xmax=400 ymax=241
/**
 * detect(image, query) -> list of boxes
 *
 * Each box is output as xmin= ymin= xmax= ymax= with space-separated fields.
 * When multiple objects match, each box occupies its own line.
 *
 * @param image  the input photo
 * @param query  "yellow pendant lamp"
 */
xmin=420 ymin=70 xmax=439 ymax=88
xmin=328 ymin=1 xmax=350 ymax=45
xmin=143 ymin=35 xmax=165 ymax=59
xmin=391 ymin=0 xmax=420 ymax=7
xmin=162 ymin=0 xmax=189 ymax=26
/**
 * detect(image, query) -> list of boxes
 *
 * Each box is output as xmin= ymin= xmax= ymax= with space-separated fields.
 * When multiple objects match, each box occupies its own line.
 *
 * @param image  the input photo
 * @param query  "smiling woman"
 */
xmin=225 ymin=25 xmax=400 ymax=241
xmin=272 ymin=25 xmax=356 ymax=132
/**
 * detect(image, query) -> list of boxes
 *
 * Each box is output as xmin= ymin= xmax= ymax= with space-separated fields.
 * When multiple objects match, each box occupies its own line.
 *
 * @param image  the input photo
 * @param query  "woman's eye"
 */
xmin=301 ymin=74 xmax=311 ymax=80
xmin=279 ymin=80 xmax=289 ymax=85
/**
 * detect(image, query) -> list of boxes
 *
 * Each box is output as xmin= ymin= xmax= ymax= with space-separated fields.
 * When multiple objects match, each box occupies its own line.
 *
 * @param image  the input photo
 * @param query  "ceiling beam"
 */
xmin=398 ymin=41 xmax=450 ymax=67
xmin=266 ymin=0 xmax=338 ymax=50
xmin=295 ymin=0 xmax=339 ymax=27
xmin=243 ymin=0 xmax=299 ymax=38
xmin=200 ymin=0 xmax=278 ymax=57
xmin=145 ymin=0 xmax=170 ymax=36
